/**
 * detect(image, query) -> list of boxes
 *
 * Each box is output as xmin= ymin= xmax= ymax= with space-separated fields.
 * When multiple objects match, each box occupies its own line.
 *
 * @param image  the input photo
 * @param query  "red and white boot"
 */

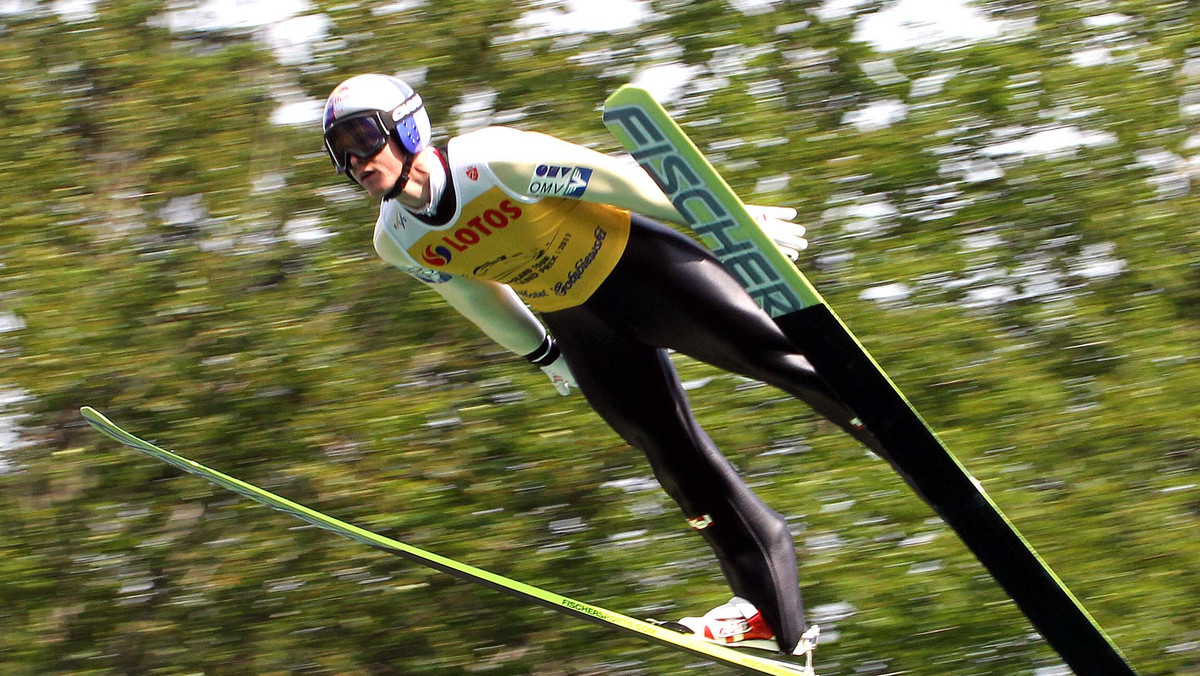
xmin=677 ymin=596 xmax=820 ymax=658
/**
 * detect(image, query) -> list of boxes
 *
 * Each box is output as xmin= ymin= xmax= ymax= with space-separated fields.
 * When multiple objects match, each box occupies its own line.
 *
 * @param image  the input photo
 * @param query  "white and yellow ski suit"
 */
xmin=372 ymin=126 xmax=881 ymax=652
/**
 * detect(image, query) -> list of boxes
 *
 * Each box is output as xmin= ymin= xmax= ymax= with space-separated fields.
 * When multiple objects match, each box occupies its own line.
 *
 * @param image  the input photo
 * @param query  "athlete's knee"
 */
xmin=731 ymin=351 xmax=830 ymax=402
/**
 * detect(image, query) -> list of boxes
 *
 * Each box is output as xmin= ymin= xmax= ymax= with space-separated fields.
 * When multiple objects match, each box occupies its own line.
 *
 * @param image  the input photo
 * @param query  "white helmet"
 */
xmin=322 ymin=74 xmax=432 ymax=175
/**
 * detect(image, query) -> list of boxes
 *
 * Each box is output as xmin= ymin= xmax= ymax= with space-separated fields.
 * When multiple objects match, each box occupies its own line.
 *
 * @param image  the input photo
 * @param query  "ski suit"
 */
xmin=373 ymin=126 xmax=882 ymax=652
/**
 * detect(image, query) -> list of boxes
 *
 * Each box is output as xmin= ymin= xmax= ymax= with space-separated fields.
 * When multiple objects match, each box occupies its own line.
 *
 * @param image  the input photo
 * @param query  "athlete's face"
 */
xmin=347 ymin=139 xmax=436 ymax=207
xmin=347 ymin=137 xmax=407 ymax=199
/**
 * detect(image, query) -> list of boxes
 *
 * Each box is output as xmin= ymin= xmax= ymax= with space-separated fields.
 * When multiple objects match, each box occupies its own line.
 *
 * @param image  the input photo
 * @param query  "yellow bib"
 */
xmin=372 ymin=127 xmax=633 ymax=312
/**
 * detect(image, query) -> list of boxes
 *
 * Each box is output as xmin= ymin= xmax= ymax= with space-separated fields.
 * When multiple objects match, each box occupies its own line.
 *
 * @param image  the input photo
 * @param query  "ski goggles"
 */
xmin=324 ymin=111 xmax=393 ymax=174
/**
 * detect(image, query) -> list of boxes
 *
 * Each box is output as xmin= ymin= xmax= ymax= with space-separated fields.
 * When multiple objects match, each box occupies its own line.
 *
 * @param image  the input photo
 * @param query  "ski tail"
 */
xmin=79 ymin=407 xmax=813 ymax=676
xmin=602 ymin=85 xmax=1137 ymax=676
xmin=775 ymin=307 xmax=1135 ymax=676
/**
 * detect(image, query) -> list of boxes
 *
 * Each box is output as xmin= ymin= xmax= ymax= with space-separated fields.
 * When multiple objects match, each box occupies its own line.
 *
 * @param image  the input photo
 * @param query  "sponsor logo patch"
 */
xmin=324 ymin=85 xmax=350 ymax=127
xmin=552 ymin=227 xmax=605 ymax=297
xmin=391 ymin=93 xmax=423 ymax=122
xmin=466 ymin=166 xmax=479 ymax=181
xmin=528 ymin=165 xmax=592 ymax=198
xmin=422 ymin=244 xmax=454 ymax=267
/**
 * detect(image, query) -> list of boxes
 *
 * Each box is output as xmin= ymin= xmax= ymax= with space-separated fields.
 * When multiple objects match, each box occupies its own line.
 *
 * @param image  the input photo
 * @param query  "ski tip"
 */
xmin=80 ymin=406 xmax=110 ymax=427
xmin=603 ymin=84 xmax=653 ymax=109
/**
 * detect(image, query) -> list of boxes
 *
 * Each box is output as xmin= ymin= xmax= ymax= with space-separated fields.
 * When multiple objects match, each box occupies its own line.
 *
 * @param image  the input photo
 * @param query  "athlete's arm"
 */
xmin=429 ymin=277 xmax=578 ymax=395
xmin=482 ymin=129 xmax=809 ymax=256
xmin=483 ymin=128 xmax=685 ymax=223
xmin=429 ymin=275 xmax=549 ymax=355
xmin=373 ymin=217 xmax=544 ymax=354
xmin=375 ymin=225 xmax=574 ymax=393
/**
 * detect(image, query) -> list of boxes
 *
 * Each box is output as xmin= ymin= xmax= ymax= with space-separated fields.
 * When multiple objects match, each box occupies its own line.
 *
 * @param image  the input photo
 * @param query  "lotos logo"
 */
xmin=422 ymin=244 xmax=453 ymax=266
xmin=466 ymin=166 xmax=479 ymax=181
xmin=419 ymin=200 xmax=524 ymax=267
xmin=528 ymin=165 xmax=592 ymax=198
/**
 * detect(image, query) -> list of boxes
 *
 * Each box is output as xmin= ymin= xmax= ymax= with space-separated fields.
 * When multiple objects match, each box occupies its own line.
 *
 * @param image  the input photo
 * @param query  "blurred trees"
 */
xmin=2 ymin=1 xmax=1197 ymax=674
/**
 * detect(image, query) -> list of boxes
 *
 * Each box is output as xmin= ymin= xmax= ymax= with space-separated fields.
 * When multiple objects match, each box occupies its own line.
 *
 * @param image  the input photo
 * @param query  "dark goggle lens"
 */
xmin=324 ymin=114 xmax=388 ymax=172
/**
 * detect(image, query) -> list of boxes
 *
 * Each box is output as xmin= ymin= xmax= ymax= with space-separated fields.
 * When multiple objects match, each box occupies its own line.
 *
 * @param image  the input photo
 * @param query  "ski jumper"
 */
xmin=373 ymin=126 xmax=883 ymax=652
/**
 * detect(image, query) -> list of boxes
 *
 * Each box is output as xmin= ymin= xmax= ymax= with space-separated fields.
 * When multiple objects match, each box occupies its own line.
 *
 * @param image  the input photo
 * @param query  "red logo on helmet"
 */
xmin=466 ymin=166 xmax=479 ymax=181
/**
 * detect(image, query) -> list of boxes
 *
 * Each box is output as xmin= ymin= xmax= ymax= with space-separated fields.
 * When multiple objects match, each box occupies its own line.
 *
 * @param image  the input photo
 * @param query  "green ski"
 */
xmin=602 ymin=85 xmax=1136 ymax=676
xmin=80 ymin=407 xmax=814 ymax=676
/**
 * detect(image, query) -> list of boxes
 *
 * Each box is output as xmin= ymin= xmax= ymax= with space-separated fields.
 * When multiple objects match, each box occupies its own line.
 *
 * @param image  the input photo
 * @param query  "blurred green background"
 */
xmin=2 ymin=0 xmax=1198 ymax=674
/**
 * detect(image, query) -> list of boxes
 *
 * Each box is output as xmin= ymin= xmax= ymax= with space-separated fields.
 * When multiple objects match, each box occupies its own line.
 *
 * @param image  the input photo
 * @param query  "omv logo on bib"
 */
xmin=528 ymin=165 xmax=592 ymax=198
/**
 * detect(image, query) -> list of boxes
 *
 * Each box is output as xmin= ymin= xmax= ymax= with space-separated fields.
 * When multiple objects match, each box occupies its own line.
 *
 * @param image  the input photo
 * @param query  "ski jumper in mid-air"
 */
xmin=322 ymin=73 xmax=884 ymax=655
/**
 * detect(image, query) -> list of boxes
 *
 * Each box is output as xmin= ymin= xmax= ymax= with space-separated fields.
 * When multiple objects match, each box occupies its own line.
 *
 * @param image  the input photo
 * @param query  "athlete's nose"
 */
xmin=347 ymin=153 xmax=371 ymax=180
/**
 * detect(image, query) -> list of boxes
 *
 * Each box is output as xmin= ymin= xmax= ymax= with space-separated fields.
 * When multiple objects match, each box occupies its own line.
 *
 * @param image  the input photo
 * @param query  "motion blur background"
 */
xmin=2 ymin=0 xmax=1198 ymax=674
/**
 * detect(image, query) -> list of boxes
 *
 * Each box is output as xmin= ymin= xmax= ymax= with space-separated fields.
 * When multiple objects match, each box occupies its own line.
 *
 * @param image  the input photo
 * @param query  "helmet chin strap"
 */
xmin=384 ymin=148 xmax=447 ymax=216
xmin=383 ymin=149 xmax=417 ymax=202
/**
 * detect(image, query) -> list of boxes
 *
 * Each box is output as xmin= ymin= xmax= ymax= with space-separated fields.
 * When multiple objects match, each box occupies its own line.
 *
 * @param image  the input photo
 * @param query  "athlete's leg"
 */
xmin=585 ymin=216 xmax=890 ymax=459
xmin=542 ymin=306 xmax=807 ymax=651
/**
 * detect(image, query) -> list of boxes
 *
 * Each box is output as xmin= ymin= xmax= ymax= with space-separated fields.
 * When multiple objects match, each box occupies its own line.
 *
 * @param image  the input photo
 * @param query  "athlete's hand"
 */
xmin=745 ymin=204 xmax=808 ymax=261
xmin=540 ymin=354 xmax=576 ymax=396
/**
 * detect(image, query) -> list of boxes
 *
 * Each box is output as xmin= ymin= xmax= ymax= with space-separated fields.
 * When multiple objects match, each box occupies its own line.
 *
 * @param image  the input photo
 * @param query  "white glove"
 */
xmin=540 ymin=353 xmax=576 ymax=396
xmin=745 ymin=204 xmax=808 ymax=261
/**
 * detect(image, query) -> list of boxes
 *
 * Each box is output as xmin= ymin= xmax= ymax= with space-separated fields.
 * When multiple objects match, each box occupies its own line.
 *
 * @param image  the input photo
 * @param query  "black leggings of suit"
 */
xmin=542 ymin=215 xmax=887 ymax=653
